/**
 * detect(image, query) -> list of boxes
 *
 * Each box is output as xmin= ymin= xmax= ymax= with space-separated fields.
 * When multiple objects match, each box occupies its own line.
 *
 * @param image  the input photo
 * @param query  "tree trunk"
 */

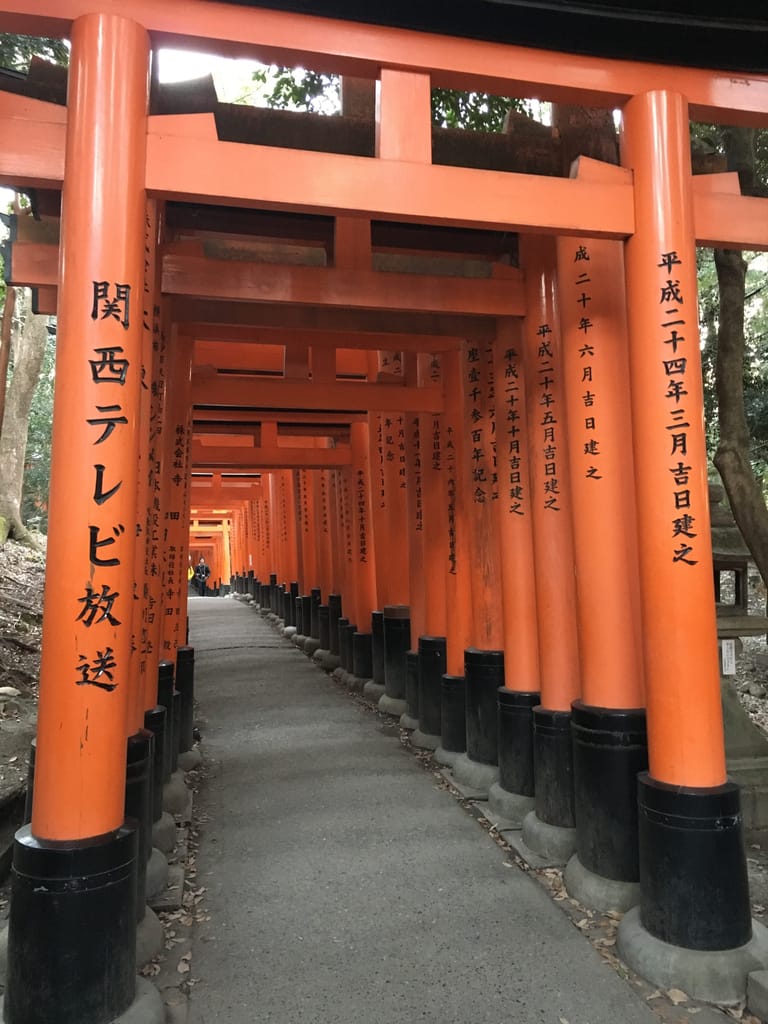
xmin=712 ymin=126 xmax=768 ymax=588
xmin=713 ymin=247 xmax=768 ymax=585
xmin=0 ymin=293 xmax=47 ymax=548
xmin=0 ymin=286 xmax=16 ymax=428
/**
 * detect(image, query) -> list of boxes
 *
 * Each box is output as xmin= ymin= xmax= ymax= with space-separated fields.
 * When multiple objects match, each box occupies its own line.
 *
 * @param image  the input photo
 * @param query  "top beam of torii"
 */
xmin=1 ymin=0 xmax=768 ymax=126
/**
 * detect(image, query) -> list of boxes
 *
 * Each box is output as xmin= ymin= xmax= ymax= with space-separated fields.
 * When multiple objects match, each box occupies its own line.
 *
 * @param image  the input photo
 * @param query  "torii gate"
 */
xmin=0 ymin=3 xmax=767 ymax=1022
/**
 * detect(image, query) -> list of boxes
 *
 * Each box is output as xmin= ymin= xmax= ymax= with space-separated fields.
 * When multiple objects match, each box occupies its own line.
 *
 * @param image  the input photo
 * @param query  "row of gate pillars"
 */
xmin=4 ymin=7 xmax=768 ymax=1024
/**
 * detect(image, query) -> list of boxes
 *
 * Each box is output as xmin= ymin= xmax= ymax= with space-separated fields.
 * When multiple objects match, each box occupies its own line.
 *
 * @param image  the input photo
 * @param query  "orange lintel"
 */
xmin=190 ymin=324 xmax=462 ymax=353
xmin=190 ymin=443 xmax=351 ymax=469
xmin=190 ymin=376 xmax=443 ymax=413
xmin=147 ymin=132 xmax=634 ymax=239
xmin=5 ymin=2 xmax=768 ymax=123
xmin=162 ymin=252 xmax=525 ymax=317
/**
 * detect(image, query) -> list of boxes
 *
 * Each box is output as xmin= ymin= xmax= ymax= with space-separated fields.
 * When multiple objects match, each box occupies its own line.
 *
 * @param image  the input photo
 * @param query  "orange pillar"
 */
xmin=420 ymin=354 xmax=449 ymax=640
xmin=160 ymin=334 xmax=193 ymax=659
xmin=520 ymin=234 xmax=580 ymax=853
xmin=350 ymin=420 xmax=378 ymax=629
xmin=6 ymin=16 xmax=159 ymax=1024
xmin=557 ymin=234 xmax=647 ymax=902
xmin=617 ymin=90 xmax=752 ymax=967
xmin=32 ymin=13 xmax=149 ymax=841
xmin=487 ymin=320 xmax=541 ymax=822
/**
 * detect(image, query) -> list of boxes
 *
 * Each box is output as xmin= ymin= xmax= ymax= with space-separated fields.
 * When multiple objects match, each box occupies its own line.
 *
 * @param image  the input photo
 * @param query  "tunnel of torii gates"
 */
xmin=0 ymin=1 xmax=768 ymax=1022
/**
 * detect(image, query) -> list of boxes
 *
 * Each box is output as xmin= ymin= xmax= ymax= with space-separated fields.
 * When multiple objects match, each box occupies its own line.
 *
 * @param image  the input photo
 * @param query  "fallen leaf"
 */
xmin=666 ymin=988 xmax=689 ymax=1005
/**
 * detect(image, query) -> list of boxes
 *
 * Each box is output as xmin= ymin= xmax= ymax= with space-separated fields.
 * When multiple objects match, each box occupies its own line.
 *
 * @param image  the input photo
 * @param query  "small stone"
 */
xmin=749 ymin=682 xmax=767 ymax=698
xmin=0 ymin=688 xmax=21 ymax=699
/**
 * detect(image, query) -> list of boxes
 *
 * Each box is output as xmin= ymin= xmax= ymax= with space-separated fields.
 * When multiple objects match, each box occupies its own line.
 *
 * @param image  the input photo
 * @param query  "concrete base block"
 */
xmin=292 ymin=633 xmax=306 ymax=648
xmin=152 ymin=811 xmax=177 ymax=854
xmin=145 ymin=847 xmax=169 ymax=900
xmin=378 ymin=694 xmax=407 ymax=718
xmin=347 ymin=674 xmax=366 ymax=693
xmin=564 ymin=853 xmax=640 ymax=913
xmin=748 ymin=968 xmax=768 ymax=1020
xmin=411 ymin=728 xmax=440 ymax=751
xmin=304 ymin=638 xmax=321 ymax=656
xmin=617 ymin=906 xmax=768 ymax=1005
xmin=320 ymin=651 xmax=341 ymax=672
xmin=178 ymin=746 xmax=202 ymax=772
xmin=434 ymin=745 xmax=462 ymax=767
xmin=137 ymin=906 xmax=165 ymax=966
xmin=505 ymin=829 xmax=571 ymax=870
xmin=363 ymin=680 xmax=386 ymax=702
xmin=118 ymin=977 xmax=166 ymax=1024
xmin=400 ymin=713 xmax=419 ymax=731
xmin=163 ymin=771 xmax=189 ymax=816
xmin=331 ymin=667 xmax=344 ymax=683
xmin=452 ymin=752 xmax=499 ymax=797
xmin=487 ymin=782 xmax=535 ymax=828
xmin=283 ymin=626 xmax=297 ymax=638
xmin=521 ymin=811 xmax=577 ymax=865
xmin=312 ymin=648 xmax=329 ymax=666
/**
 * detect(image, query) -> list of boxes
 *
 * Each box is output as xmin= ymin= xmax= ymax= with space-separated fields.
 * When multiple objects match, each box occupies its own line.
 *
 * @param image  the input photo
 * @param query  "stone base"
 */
xmin=411 ymin=728 xmax=440 ymax=751
xmin=487 ymin=782 xmax=535 ymax=828
xmin=521 ymin=810 xmax=577 ymax=864
xmin=178 ymin=746 xmax=202 ymax=772
xmin=617 ymin=906 xmax=768 ymax=1005
xmin=399 ymin=713 xmax=419 ymax=731
xmin=564 ymin=853 xmax=640 ymax=913
xmin=304 ymin=638 xmax=321 ymax=656
xmin=137 ymin=906 xmax=165 ymax=966
xmin=452 ymin=752 xmax=499 ymax=796
xmin=331 ymin=667 xmax=345 ymax=683
xmin=346 ymin=674 xmax=366 ymax=693
xmin=283 ymin=626 xmax=297 ymax=638
xmin=292 ymin=634 xmax=306 ymax=648
xmin=312 ymin=648 xmax=329 ymax=666
xmin=363 ymin=680 xmax=386 ymax=702
xmin=727 ymin=756 xmax=768 ymax=840
xmin=145 ymin=847 xmax=169 ymax=900
xmin=434 ymin=745 xmax=463 ymax=768
xmin=378 ymin=694 xmax=407 ymax=718
xmin=162 ymin=772 xmax=189 ymax=816
xmin=320 ymin=652 xmax=341 ymax=672
xmin=152 ymin=811 xmax=177 ymax=854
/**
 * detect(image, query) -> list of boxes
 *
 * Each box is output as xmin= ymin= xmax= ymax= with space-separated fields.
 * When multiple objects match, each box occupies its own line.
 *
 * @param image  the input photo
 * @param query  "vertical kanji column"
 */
xmin=557 ymin=234 xmax=647 ymax=912
xmin=349 ymin=420 xmax=377 ymax=685
xmin=616 ymin=91 xmax=762 ymax=1001
xmin=488 ymin=319 xmax=541 ymax=825
xmin=451 ymin=337 xmax=506 ymax=796
xmin=4 ymin=15 xmax=163 ymax=1024
xmin=519 ymin=235 xmax=581 ymax=864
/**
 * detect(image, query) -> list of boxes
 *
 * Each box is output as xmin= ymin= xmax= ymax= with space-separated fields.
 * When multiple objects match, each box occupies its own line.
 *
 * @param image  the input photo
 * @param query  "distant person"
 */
xmin=194 ymin=557 xmax=211 ymax=596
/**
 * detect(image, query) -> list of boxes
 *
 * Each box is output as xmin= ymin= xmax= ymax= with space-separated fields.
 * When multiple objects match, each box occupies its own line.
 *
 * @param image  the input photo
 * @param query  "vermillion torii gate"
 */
xmin=1 ymin=3 xmax=768 ymax=1022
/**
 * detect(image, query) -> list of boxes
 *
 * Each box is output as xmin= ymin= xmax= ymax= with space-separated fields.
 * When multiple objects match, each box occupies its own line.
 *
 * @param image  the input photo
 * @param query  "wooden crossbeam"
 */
xmin=190 ymin=442 xmax=351 ymax=468
xmin=191 ymin=374 xmax=442 ymax=413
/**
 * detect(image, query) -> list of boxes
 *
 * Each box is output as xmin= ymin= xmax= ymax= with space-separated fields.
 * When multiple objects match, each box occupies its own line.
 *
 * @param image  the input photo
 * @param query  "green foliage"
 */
xmin=20 ymin=321 xmax=55 ymax=532
xmin=251 ymin=65 xmax=526 ymax=131
xmin=0 ymin=33 xmax=68 ymax=71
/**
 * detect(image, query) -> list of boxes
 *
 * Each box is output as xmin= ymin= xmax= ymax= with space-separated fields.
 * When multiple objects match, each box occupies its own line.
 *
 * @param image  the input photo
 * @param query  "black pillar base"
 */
xmin=572 ymin=701 xmax=647 ymax=883
xmin=383 ymin=606 xmax=410 ymax=702
xmin=404 ymin=650 xmax=420 ymax=724
xmin=437 ymin=674 xmax=467 ymax=764
xmin=310 ymin=589 xmax=321 ymax=639
xmin=125 ymin=731 xmax=153 ymax=922
xmin=156 ymin=661 xmax=176 ymax=782
xmin=371 ymin=611 xmax=385 ymax=685
xmin=336 ymin=617 xmax=350 ymax=667
xmin=465 ymin=648 xmax=504 ymax=766
xmin=318 ymin=605 xmax=330 ymax=650
xmin=352 ymin=632 xmax=373 ymax=681
xmin=143 ymin=704 xmax=167 ymax=821
xmin=638 ymin=772 xmax=751 ymax=950
xmin=339 ymin=622 xmax=356 ymax=672
xmin=417 ymin=636 xmax=446 ymax=739
xmin=533 ymin=707 xmax=575 ymax=828
xmin=176 ymin=646 xmax=195 ymax=754
xmin=4 ymin=823 xmax=138 ymax=1024
xmin=328 ymin=594 xmax=342 ymax=655
xmin=497 ymin=688 xmax=539 ymax=797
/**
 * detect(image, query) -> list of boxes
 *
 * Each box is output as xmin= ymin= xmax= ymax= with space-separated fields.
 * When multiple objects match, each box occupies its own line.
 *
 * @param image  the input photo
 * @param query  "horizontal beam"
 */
xmin=2 ymin=2 xmax=768 ymax=122
xmin=193 ymin=408 xmax=364 ymax=425
xmin=190 ymin=443 xmax=351 ymax=468
xmin=163 ymin=251 xmax=523 ymax=315
xmin=190 ymin=324 xmax=461 ymax=351
xmin=191 ymin=375 xmax=443 ymax=413
xmin=148 ymin=131 xmax=635 ymax=239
